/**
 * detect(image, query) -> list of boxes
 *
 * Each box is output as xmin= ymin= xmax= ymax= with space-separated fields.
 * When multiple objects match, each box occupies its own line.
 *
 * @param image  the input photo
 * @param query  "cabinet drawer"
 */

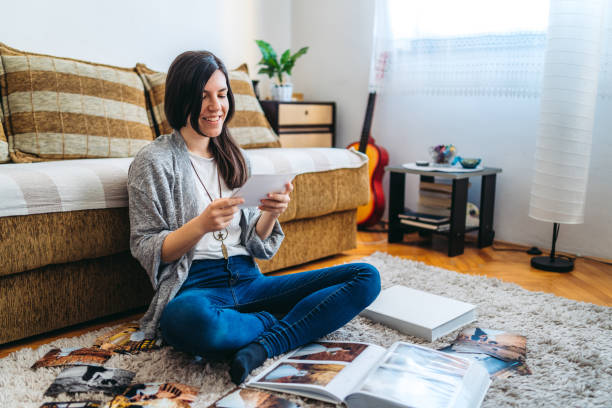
xmin=278 ymin=104 xmax=333 ymax=126
xmin=279 ymin=133 xmax=333 ymax=148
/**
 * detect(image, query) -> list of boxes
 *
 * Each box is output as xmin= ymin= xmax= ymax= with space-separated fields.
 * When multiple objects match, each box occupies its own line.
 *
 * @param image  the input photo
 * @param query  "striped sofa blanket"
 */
xmin=0 ymin=147 xmax=367 ymax=217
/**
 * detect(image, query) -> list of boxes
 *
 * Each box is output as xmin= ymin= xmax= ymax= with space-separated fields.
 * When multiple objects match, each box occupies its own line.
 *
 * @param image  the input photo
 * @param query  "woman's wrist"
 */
xmin=194 ymin=212 xmax=212 ymax=235
xmin=261 ymin=211 xmax=279 ymax=220
xmin=256 ymin=211 xmax=278 ymax=240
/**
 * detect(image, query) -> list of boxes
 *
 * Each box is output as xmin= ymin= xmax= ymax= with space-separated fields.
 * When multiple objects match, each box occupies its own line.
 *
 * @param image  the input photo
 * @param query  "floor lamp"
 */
xmin=528 ymin=0 xmax=605 ymax=273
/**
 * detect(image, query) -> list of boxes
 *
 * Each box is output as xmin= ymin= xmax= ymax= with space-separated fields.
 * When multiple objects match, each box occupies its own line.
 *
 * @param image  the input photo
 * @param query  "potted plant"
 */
xmin=255 ymin=40 xmax=308 ymax=101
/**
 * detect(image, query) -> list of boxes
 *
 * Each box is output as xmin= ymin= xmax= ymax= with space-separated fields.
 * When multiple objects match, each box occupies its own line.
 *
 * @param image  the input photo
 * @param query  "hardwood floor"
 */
xmin=1 ymin=230 xmax=610 ymax=358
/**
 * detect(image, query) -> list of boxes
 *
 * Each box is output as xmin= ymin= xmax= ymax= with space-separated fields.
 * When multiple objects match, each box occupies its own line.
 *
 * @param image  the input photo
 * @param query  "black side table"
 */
xmin=386 ymin=165 xmax=502 ymax=257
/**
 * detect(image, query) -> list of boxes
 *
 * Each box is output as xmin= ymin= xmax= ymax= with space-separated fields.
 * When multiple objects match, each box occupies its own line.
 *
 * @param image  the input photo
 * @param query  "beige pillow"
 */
xmin=136 ymin=63 xmax=280 ymax=149
xmin=0 ymin=42 xmax=155 ymax=162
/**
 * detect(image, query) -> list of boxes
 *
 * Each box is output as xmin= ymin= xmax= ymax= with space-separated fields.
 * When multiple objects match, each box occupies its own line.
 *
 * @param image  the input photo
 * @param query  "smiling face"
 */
xmin=197 ymin=69 xmax=229 ymax=137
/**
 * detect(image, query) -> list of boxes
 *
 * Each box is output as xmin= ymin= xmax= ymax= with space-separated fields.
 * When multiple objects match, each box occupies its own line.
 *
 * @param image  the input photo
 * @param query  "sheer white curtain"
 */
xmin=374 ymin=0 xmax=612 ymax=98
xmin=374 ymin=0 xmax=550 ymax=97
xmin=372 ymin=0 xmax=612 ymax=257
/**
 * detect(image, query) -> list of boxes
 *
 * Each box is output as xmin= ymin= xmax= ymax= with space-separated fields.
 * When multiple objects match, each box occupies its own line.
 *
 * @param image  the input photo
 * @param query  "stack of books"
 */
xmin=402 ymin=180 xmax=480 ymax=231
xmin=417 ymin=180 xmax=454 ymax=217
xmin=398 ymin=209 xmax=450 ymax=232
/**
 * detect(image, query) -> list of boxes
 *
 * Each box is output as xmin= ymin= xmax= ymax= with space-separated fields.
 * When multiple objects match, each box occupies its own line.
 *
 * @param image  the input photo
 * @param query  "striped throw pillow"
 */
xmin=0 ymin=111 xmax=8 ymax=163
xmin=135 ymin=63 xmax=280 ymax=149
xmin=0 ymin=43 xmax=155 ymax=163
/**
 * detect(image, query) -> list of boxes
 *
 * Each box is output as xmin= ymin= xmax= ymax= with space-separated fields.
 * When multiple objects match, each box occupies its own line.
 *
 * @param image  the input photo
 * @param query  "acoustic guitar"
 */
xmin=347 ymin=91 xmax=389 ymax=228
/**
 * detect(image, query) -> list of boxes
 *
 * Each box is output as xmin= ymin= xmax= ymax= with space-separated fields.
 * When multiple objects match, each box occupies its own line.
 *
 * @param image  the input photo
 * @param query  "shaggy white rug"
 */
xmin=1 ymin=252 xmax=611 ymax=408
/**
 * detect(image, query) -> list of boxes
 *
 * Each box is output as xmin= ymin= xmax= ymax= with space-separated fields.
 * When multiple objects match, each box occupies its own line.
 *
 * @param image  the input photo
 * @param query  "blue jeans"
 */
xmin=159 ymin=255 xmax=380 ymax=359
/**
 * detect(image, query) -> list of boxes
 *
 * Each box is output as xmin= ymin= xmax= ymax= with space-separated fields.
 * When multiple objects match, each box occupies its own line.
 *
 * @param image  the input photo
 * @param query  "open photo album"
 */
xmin=247 ymin=341 xmax=491 ymax=408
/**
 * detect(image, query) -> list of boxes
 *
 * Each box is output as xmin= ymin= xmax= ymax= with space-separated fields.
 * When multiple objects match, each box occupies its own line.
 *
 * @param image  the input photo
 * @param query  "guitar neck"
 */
xmin=359 ymin=92 xmax=377 ymax=153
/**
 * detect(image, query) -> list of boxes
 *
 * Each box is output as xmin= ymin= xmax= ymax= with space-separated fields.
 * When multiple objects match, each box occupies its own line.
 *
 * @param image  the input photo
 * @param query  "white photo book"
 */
xmin=247 ymin=341 xmax=491 ymax=408
xmin=360 ymin=285 xmax=477 ymax=341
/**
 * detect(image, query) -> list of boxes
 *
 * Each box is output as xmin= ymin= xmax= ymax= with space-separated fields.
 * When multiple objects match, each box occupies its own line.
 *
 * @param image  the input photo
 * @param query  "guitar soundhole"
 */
xmin=305 ymin=109 xmax=309 ymax=115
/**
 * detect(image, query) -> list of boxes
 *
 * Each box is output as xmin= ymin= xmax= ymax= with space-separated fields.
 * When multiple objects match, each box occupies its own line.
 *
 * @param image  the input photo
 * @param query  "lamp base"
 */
xmin=531 ymin=256 xmax=574 ymax=273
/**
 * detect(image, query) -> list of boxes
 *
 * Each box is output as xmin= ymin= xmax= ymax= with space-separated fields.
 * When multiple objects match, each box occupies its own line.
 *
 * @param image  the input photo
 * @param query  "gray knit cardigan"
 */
xmin=127 ymin=131 xmax=284 ymax=338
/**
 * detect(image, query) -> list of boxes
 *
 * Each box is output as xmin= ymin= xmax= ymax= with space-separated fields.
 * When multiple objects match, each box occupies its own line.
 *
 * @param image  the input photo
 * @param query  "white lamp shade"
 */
xmin=529 ymin=0 xmax=605 ymax=224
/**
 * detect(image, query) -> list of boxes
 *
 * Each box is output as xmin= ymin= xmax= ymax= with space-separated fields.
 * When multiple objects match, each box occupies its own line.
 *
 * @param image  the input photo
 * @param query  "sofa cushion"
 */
xmin=0 ymin=43 xmax=155 ymax=163
xmin=0 ymin=148 xmax=366 ymax=218
xmin=135 ymin=63 xmax=280 ymax=149
xmin=0 ymin=158 xmax=132 ymax=217
xmin=134 ymin=64 xmax=170 ymax=136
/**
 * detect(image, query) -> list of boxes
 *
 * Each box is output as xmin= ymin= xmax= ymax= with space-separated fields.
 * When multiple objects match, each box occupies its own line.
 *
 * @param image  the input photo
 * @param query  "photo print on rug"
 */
xmin=92 ymin=323 xmax=162 ymax=354
xmin=113 ymin=382 xmax=199 ymax=406
xmin=438 ymin=345 xmax=522 ymax=379
xmin=451 ymin=327 xmax=527 ymax=362
xmin=32 ymin=347 xmax=113 ymax=369
xmin=44 ymin=365 xmax=135 ymax=397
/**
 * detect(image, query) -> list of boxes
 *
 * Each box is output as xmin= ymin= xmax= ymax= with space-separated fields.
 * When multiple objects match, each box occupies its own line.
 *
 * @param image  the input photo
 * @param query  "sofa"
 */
xmin=0 ymin=43 xmax=369 ymax=344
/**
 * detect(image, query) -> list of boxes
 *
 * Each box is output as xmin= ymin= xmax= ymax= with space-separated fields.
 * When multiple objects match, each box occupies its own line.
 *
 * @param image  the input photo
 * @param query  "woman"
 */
xmin=127 ymin=50 xmax=380 ymax=384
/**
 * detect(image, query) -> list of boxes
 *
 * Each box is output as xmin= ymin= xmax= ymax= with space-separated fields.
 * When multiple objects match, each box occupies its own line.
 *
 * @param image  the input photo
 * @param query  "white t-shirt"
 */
xmin=189 ymin=152 xmax=250 ymax=259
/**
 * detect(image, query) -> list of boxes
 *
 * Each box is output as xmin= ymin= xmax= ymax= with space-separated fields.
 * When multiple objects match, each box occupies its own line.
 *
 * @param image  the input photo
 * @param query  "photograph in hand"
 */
xmin=231 ymin=173 xmax=297 ymax=208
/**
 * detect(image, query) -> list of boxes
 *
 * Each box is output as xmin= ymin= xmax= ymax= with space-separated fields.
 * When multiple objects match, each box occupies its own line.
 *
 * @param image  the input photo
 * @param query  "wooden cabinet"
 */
xmin=260 ymin=101 xmax=335 ymax=148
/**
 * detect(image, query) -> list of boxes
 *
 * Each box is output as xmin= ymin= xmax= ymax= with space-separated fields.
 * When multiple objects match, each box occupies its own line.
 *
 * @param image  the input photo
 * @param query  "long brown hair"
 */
xmin=164 ymin=51 xmax=248 ymax=188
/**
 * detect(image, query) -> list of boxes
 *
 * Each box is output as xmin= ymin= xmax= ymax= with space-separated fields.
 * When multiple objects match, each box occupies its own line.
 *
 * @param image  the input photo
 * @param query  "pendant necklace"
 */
xmin=190 ymin=158 xmax=230 ymax=259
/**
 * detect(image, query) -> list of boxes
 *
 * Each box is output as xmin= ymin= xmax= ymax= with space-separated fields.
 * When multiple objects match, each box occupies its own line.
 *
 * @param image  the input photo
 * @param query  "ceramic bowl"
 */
xmin=460 ymin=158 xmax=482 ymax=169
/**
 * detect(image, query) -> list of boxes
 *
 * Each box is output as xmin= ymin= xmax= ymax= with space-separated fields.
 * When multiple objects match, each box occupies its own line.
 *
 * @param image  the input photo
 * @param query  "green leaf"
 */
xmin=282 ymin=58 xmax=297 ymax=74
xmin=290 ymin=46 xmax=309 ymax=61
xmin=255 ymin=40 xmax=273 ymax=61
xmin=280 ymin=49 xmax=291 ymax=65
xmin=255 ymin=39 xmax=282 ymax=79
xmin=257 ymin=67 xmax=274 ymax=78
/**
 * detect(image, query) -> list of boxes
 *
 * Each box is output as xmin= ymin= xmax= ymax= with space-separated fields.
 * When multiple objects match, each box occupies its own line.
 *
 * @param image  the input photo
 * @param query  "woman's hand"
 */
xmin=198 ymin=197 xmax=244 ymax=234
xmin=161 ymin=196 xmax=244 ymax=263
xmin=258 ymin=182 xmax=293 ymax=217
xmin=255 ymin=182 xmax=293 ymax=240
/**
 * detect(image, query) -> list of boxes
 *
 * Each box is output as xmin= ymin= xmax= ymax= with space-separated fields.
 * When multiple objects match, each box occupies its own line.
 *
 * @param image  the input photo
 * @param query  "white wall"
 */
xmin=0 ymin=0 xmax=290 ymax=83
xmin=290 ymin=0 xmax=375 ymax=149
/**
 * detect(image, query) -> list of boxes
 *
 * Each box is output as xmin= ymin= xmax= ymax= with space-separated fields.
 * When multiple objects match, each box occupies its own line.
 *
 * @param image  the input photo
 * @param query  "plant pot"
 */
xmin=271 ymin=83 xmax=293 ymax=101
